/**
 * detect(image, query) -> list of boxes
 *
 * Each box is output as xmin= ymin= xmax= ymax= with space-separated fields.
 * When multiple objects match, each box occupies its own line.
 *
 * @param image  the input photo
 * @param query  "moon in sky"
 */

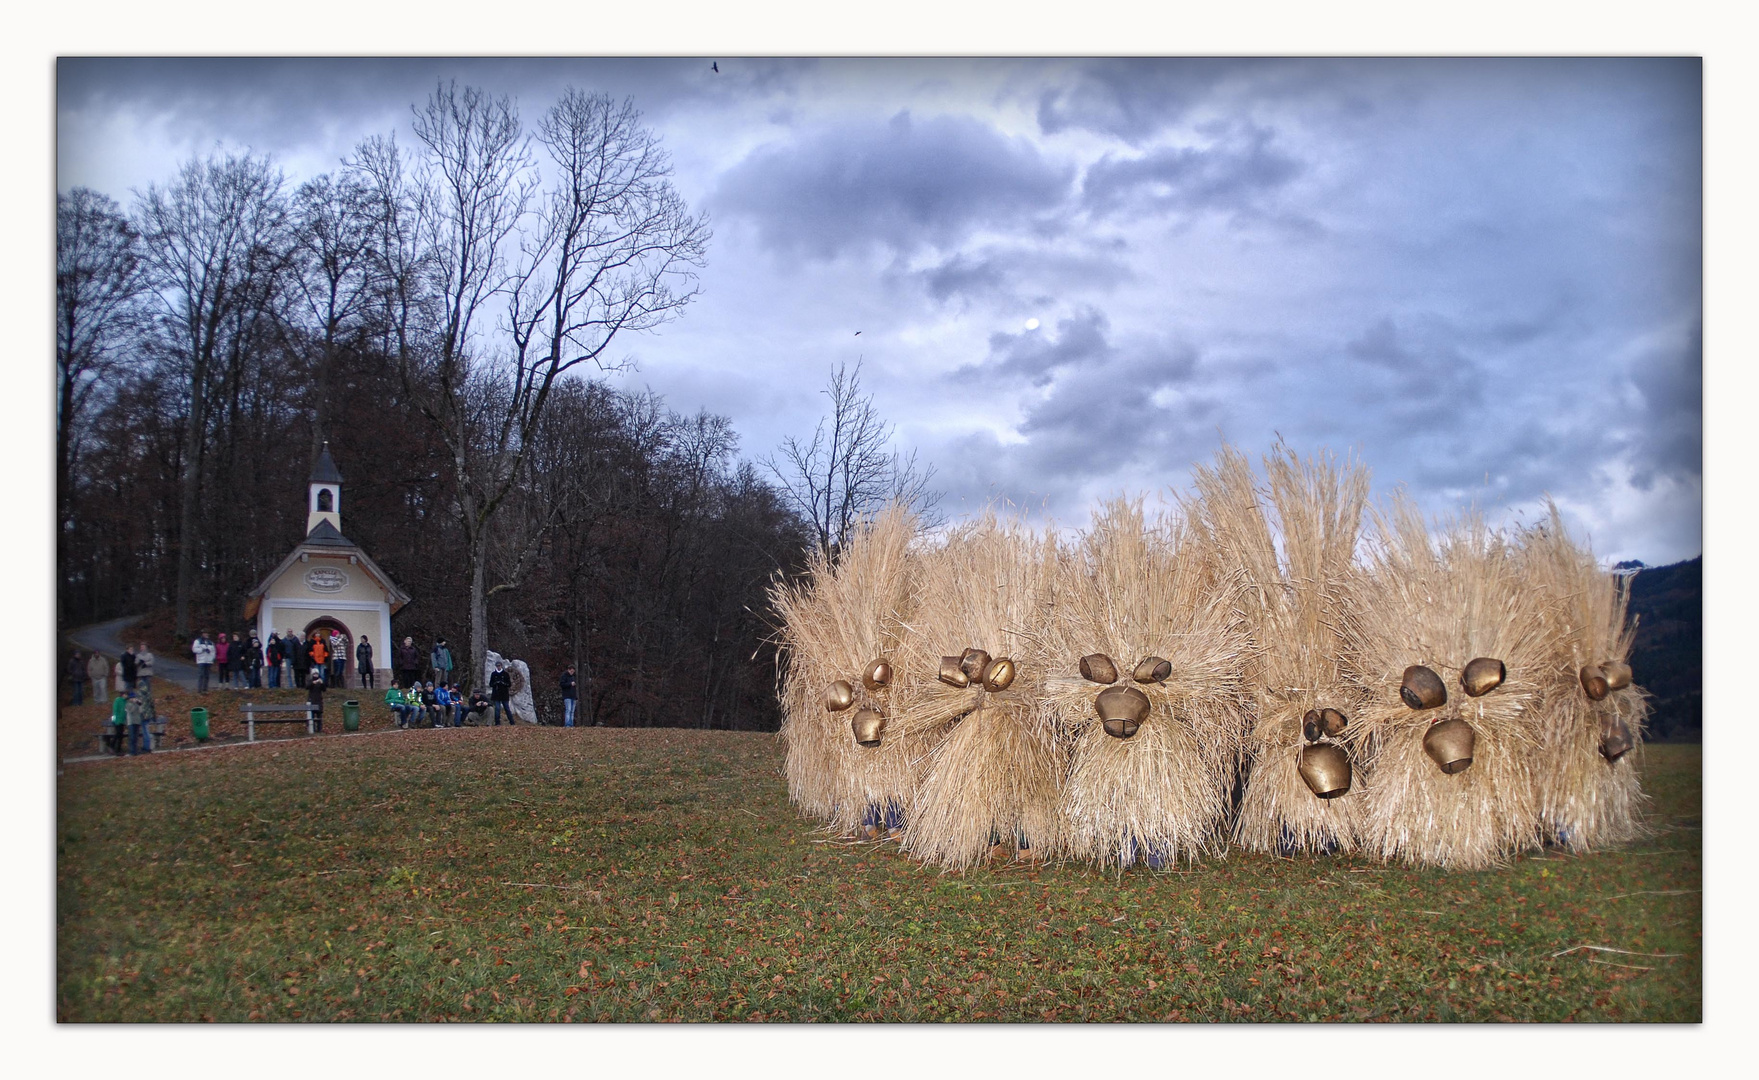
xmin=1024 ymin=318 xmax=1040 ymax=331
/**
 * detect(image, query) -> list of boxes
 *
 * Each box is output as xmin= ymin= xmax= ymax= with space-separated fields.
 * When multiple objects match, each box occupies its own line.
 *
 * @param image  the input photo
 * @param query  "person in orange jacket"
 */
xmin=308 ymin=633 xmax=330 ymax=684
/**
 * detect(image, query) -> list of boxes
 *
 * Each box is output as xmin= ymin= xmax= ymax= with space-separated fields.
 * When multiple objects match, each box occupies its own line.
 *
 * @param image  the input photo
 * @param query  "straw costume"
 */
xmin=1043 ymin=499 xmax=1247 ymax=867
xmin=1187 ymin=445 xmax=1373 ymax=856
xmin=894 ymin=515 xmax=1064 ymax=869
xmin=1350 ymin=501 xmax=1549 ymax=870
xmin=1519 ymin=503 xmax=1649 ymax=852
xmin=772 ymin=506 xmax=924 ymax=835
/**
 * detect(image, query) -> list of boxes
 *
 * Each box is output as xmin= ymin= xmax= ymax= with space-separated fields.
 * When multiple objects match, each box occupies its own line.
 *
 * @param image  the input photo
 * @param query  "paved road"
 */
xmin=67 ymin=615 xmax=200 ymax=692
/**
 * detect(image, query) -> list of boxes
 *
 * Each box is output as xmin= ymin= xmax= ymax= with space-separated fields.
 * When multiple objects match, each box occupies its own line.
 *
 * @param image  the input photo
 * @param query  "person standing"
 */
xmin=87 ymin=650 xmax=111 ymax=707
xmin=67 ymin=650 xmax=86 ymax=706
xmin=265 ymin=632 xmax=283 ymax=689
xmin=230 ymin=631 xmax=248 ymax=687
xmin=395 ymin=637 xmax=421 ymax=690
xmin=135 ymin=642 xmax=155 ymax=694
xmin=355 ymin=635 xmax=375 ymax=690
xmin=489 ymin=661 xmax=513 ymax=726
xmin=429 ymin=639 xmax=455 ymax=687
xmin=213 ymin=634 xmax=230 ymax=689
xmin=120 ymin=645 xmax=137 ymax=693
xmin=289 ymin=631 xmax=307 ymax=689
xmin=559 ymin=665 xmax=578 ymax=728
xmin=245 ymin=635 xmax=264 ymax=688
xmin=307 ymin=670 xmax=326 ymax=734
xmin=308 ymin=633 xmax=329 ymax=686
xmin=192 ymin=631 xmax=215 ymax=692
xmin=279 ymin=629 xmax=297 ymax=689
xmin=329 ymin=630 xmax=348 ymax=687
xmin=125 ymin=689 xmax=148 ymax=755
xmin=106 ymin=689 xmax=127 ymax=754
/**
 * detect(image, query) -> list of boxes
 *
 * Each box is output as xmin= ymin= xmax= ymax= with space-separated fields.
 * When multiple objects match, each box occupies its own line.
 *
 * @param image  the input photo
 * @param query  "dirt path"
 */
xmin=67 ymin=614 xmax=200 ymax=692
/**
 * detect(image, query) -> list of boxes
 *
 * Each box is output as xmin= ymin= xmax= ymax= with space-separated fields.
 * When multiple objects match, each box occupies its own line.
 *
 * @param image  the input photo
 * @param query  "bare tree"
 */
xmin=288 ymin=171 xmax=380 ymax=451
xmin=762 ymin=360 xmax=942 ymax=557
xmin=133 ymin=152 xmax=291 ymax=637
xmin=379 ymin=83 xmax=710 ymax=684
xmin=57 ymin=188 xmax=145 ymax=626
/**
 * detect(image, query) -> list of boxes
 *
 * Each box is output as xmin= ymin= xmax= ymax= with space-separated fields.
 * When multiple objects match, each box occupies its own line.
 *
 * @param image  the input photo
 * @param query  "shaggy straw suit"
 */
xmin=771 ymin=453 xmax=1654 ymax=874
xmin=1350 ymin=501 xmax=1551 ymax=870
xmin=1188 ymin=445 xmax=1374 ymax=856
xmin=1041 ymin=499 xmax=1247 ymax=868
xmin=894 ymin=516 xmax=1064 ymax=870
xmin=1519 ymin=501 xmax=1650 ymax=852
xmin=771 ymin=506 xmax=925 ymax=834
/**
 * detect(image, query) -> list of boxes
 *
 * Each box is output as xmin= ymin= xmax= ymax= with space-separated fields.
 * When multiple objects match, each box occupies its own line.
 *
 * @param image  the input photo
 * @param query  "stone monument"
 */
xmin=484 ymin=650 xmax=539 ymax=724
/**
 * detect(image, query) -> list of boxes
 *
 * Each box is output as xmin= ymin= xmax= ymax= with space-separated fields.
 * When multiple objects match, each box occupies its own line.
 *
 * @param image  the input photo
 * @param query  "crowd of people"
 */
xmin=63 ymin=644 xmax=159 ymax=756
xmin=187 ymin=628 xmax=368 ymax=692
xmin=64 ymin=635 xmax=593 ymax=735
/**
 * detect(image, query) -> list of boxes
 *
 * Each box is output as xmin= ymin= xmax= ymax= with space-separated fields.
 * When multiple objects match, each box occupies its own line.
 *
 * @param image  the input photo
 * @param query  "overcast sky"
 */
xmin=56 ymin=57 xmax=1702 ymax=565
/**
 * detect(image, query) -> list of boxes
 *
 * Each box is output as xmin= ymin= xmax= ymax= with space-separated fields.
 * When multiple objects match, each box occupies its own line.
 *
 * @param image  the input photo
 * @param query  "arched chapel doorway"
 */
xmin=303 ymin=616 xmax=354 ymax=686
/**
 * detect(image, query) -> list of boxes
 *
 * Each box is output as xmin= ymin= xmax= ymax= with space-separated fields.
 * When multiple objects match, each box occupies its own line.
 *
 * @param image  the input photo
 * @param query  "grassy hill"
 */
xmin=56 ymin=727 xmax=1700 ymax=1022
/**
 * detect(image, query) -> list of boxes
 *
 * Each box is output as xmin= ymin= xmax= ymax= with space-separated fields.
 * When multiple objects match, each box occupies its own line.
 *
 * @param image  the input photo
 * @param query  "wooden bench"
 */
xmin=241 ymin=702 xmax=318 ymax=742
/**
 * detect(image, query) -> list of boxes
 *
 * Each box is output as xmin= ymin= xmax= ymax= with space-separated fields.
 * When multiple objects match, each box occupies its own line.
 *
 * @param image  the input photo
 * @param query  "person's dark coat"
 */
xmin=559 ymin=671 xmax=577 ymax=700
xmin=266 ymin=635 xmax=283 ymax=667
xmin=120 ymin=650 xmax=137 ymax=683
xmin=356 ymin=640 xmax=374 ymax=670
xmin=395 ymin=642 xmax=421 ymax=671
xmin=490 ymin=668 xmax=512 ymax=702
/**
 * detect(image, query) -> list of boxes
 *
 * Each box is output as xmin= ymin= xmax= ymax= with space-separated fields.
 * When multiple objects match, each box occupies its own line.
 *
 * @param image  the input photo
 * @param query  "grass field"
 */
xmin=55 ymin=724 xmax=1701 ymax=1022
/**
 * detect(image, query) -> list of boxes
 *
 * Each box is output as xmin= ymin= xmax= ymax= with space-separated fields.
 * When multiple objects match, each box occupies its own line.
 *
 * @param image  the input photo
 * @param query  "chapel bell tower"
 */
xmin=307 ymin=441 xmax=343 ymax=535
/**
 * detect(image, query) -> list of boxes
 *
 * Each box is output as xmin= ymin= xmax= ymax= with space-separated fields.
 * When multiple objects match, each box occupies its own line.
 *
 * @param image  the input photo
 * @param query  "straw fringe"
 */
xmin=898 ymin=515 xmax=1065 ymax=869
xmin=1518 ymin=501 xmax=1651 ymax=851
xmin=1041 ymin=499 xmax=1247 ymax=867
xmin=1350 ymin=498 xmax=1551 ymax=868
xmin=1188 ymin=443 xmax=1373 ymax=855
xmin=771 ymin=505 xmax=925 ymax=833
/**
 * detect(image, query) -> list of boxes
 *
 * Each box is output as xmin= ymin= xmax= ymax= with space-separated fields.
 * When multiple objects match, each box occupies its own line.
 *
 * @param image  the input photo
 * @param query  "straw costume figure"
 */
xmin=1188 ymin=445 xmax=1373 ymax=856
xmin=1349 ymin=501 xmax=1549 ymax=870
xmin=893 ymin=515 xmax=1064 ymax=869
xmin=1519 ymin=502 xmax=1649 ymax=851
xmin=1042 ymin=499 xmax=1247 ymax=868
xmin=771 ymin=506 xmax=924 ymax=836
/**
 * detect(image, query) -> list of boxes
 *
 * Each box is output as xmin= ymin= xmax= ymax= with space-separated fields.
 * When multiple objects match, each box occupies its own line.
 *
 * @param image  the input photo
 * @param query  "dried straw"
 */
xmin=896 ymin=514 xmax=1065 ymax=870
xmin=1517 ymin=501 xmax=1650 ymax=851
xmin=1186 ymin=443 xmax=1372 ymax=855
xmin=1042 ymin=499 xmax=1247 ymax=867
xmin=1350 ymin=498 xmax=1549 ymax=869
xmin=771 ymin=504 xmax=924 ymax=833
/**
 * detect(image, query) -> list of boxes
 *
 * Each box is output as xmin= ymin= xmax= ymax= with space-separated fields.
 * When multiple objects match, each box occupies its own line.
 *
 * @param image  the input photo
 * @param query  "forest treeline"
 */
xmin=57 ymin=84 xmax=824 ymax=731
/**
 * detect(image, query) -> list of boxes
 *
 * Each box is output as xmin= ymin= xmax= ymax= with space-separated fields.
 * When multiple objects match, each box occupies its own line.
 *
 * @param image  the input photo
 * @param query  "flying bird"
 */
xmin=711 ymin=62 xmax=719 ymax=73
xmin=854 ymin=331 xmax=861 ymax=336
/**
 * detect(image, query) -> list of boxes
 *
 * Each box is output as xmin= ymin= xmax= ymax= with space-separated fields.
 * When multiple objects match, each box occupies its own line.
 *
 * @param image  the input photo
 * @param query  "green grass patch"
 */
xmin=56 ymin=731 xmax=1700 ymax=1022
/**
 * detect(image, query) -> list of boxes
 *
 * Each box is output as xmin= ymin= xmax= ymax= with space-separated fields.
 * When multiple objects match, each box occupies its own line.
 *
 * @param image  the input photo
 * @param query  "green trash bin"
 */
xmin=190 ymin=706 xmax=210 ymax=742
xmin=342 ymin=700 xmax=361 ymax=733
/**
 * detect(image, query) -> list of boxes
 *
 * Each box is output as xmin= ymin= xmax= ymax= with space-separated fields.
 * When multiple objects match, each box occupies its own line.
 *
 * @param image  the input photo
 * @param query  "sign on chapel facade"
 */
xmin=245 ymin=444 xmax=409 ymax=684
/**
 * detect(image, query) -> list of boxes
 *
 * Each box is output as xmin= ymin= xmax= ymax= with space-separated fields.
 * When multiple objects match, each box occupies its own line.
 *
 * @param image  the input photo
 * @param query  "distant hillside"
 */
xmin=1626 ymin=557 xmax=1701 ymax=741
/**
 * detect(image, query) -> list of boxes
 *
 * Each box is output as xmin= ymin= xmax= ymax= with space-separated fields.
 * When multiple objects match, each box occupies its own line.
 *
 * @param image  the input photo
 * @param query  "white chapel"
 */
xmin=245 ymin=444 xmax=409 ymax=684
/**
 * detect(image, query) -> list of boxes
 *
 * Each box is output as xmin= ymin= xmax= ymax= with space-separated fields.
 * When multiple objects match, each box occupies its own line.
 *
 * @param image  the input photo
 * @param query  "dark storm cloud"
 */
xmin=931 ymin=315 xmax=1212 ymax=514
xmin=965 ymin=308 xmax=1113 ymax=386
xmin=918 ymin=242 xmax=1135 ymax=306
xmin=1623 ymin=320 xmax=1703 ymax=491
xmin=1080 ymin=125 xmax=1304 ymax=218
xmin=712 ymin=110 xmax=1075 ymax=259
xmin=1034 ymin=58 xmax=1256 ymax=144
